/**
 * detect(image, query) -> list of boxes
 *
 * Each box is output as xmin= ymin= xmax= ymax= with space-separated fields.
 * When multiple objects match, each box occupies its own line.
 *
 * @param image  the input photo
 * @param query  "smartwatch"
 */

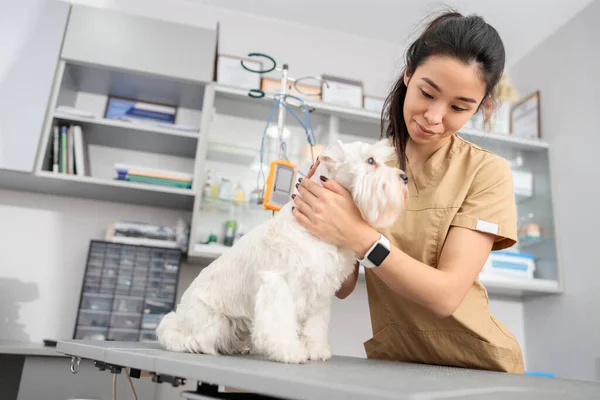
xmin=358 ymin=234 xmax=391 ymax=268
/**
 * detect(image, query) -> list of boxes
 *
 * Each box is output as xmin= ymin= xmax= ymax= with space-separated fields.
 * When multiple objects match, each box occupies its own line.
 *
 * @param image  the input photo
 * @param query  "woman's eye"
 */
xmin=420 ymin=89 xmax=433 ymax=99
xmin=367 ymin=157 xmax=375 ymax=165
xmin=452 ymin=105 xmax=467 ymax=112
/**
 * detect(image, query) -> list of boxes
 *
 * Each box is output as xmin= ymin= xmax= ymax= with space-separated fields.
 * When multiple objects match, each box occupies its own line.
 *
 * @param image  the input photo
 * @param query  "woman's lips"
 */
xmin=415 ymin=121 xmax=437 ymax=136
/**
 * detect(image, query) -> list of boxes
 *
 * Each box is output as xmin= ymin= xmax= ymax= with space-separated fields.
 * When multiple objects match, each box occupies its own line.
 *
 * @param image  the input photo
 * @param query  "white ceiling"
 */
xmin=189 ymin=0 xmax=594 ymax=67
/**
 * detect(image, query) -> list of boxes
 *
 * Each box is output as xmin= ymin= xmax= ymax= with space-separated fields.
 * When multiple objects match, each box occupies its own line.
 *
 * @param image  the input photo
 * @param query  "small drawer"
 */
xmin=110 ymin=312 xmax=141 ymax=329
xmin=108 ymin=328 xmax=139 ymax=342
xmin=99 ymin=286 xmax=116 ymax=295
xmin=83 ymin=276 xmax=101 ymax=292
xmin=120 ymin=258 xmax=134 ymax=269
xmin=129 ymin=288 xmax=145 ymax=297
xmin=87 ymin=255 xmax=104 ymax=268
xmin=86 ymin=266 xmax=103 ymax=277
xmin=81 ymin=293 xmax=113 ymax=311
xmin=75 ymin=326 xmax=107 ymax=340
xmin=117 ymin=275 xmax=132 ymax=288
xmin=143 ymin=299 xmax=173 ymax=315
xmin=90 ymin=242 xmax=107 ymax=252
xmin=133 ymin=269 xmax=148 ymax=279
xmin=160 ymin=283 xmax=176 ymax=298
xmin=103 ymin=260 xmax=119 ymax=269
xmin=101 ymin=276 xmax=117 ymax=290
xmin=141 ymin=314 xmax=163 ymax=330
xmin=113 ymin=296 xmax=143 ymax=313
xmin=78 ymin=310 xmax=110 ymax=327
xmin=149 ymin=269 xmax=163 ymax=280
xmin=103 ymin=267 xmax=118 ymax=278
xmin=140 ymin=329 xmax=157 ymax=342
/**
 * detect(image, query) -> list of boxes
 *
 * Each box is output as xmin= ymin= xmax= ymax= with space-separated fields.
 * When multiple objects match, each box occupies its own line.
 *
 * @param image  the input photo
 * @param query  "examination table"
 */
xmin=55 ymin=339 xmax=600 ymax=400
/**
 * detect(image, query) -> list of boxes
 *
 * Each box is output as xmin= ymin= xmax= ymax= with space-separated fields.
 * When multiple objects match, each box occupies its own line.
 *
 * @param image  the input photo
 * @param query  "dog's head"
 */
xmin=317 ymin=139 xmax=408 ymax=229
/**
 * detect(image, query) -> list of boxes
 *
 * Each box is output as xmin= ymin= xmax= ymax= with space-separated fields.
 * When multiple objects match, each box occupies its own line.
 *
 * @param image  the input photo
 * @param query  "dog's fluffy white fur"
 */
xmin=156 ymin=139 xmax=408 ymax=363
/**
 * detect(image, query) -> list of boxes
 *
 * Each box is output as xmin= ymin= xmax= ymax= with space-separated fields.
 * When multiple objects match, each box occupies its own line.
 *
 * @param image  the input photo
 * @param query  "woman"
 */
xmin=292 ymin=10 xmax=525 ymax=373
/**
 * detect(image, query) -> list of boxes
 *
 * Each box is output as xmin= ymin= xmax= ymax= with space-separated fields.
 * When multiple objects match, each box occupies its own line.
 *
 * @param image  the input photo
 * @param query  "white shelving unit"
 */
xmin=184 ymin=83 xmax=562 ymax=298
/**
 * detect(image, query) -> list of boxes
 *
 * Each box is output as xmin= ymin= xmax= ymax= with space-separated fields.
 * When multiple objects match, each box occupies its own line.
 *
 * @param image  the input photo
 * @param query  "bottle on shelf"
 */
xmin=202 ymin=169 xmax=214 ymax=201
xmin=223 ymin=208 xmax=237 ymax=247
xmin=234 ymin=182 xmax=245 ymax=205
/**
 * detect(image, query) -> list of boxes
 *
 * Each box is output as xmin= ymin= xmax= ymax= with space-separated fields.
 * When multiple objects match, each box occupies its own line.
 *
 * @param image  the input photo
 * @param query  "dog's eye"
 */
xmin=367 ymin=157 xmax=375 ymax=165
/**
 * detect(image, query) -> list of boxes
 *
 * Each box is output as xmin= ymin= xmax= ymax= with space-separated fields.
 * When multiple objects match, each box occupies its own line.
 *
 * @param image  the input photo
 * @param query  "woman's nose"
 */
xmin=424 ymin=103 xmax=444 ymax=125
xmin=400 ymin=173 xmax=408 ymax=184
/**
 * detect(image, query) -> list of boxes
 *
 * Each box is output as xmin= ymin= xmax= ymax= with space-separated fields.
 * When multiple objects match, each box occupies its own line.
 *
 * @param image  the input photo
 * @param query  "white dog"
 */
xmin=156 ymin=139 xmax=408 ymax=363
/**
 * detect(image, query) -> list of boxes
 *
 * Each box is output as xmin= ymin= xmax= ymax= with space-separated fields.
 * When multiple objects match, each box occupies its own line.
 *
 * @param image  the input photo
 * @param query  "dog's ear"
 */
xmin=319 ymin=139 xmax=346 ymax=169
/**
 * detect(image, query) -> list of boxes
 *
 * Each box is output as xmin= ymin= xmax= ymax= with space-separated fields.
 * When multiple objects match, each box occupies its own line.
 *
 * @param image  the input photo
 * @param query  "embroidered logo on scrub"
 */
xmin=476 ymin=219 xmax=499 ymax=235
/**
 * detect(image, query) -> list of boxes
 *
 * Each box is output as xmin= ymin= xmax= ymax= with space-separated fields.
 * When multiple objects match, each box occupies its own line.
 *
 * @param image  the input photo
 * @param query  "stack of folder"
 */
xmin=114 ymin=163 xmax=193 ymax=189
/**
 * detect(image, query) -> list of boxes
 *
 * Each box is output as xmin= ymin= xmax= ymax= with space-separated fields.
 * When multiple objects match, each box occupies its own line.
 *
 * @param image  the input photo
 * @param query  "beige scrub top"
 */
xmin=363 ymin=134 xmax=525 ymax=374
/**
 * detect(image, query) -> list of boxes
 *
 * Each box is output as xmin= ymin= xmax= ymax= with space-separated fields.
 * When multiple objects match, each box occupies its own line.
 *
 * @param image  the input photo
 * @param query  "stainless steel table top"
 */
xmin=56 ymin=340 xmax=600 ymax=400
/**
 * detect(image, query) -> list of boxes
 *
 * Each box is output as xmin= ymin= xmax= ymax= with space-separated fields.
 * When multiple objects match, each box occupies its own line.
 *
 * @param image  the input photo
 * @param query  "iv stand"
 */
xmin=276 ymin=64 xmax=289 ymax=160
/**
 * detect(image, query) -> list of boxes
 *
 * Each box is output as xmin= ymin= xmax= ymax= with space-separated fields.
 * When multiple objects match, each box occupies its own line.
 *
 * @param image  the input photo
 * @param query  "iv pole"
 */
xmin=276 ymin=64 xmax=289 ymax=160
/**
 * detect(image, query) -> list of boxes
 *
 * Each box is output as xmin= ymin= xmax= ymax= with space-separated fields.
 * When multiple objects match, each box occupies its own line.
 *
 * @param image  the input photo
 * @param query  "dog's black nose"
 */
xmin=400 ymin=173 xmax=408 ymax=184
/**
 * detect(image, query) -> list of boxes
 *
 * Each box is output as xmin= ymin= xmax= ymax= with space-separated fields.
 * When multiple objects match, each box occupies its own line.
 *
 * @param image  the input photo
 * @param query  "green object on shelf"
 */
xmin=223 ymin=219 xmax=237 ymax=247
xmin=117 ymin=175 xmax=192 ymax=188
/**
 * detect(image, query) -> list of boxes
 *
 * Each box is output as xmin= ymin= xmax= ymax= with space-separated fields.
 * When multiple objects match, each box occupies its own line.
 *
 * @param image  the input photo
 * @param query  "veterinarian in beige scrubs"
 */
xmin=292 ymin=11 xmax=525 ymax=373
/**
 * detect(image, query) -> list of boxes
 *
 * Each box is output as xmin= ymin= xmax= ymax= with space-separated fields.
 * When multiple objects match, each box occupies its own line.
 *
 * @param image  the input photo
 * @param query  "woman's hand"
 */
xmin=292 ymin=170 xmax=379 ymax=257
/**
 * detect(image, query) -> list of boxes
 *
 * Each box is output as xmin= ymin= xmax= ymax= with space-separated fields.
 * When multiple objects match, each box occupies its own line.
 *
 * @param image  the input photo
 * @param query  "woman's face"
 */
xmin=403 ymin=55 xmax=487 ymax=146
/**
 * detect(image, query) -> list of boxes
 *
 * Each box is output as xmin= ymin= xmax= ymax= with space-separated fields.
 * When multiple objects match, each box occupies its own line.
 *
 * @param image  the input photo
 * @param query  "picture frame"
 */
xmin=104 ymin=96 xmax=177 ymax=124
xmin=510 ymin=91 xmax=541 ymax=139
xmin=321 ymin=74 xmax=364 ymax=109
xmin=363 ymin=95 xmax=386 ymax=114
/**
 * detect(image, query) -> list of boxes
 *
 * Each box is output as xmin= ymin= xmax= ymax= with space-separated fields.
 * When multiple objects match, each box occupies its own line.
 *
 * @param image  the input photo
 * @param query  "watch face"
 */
xmin=368 ymin=243 xmax=389 ymax=266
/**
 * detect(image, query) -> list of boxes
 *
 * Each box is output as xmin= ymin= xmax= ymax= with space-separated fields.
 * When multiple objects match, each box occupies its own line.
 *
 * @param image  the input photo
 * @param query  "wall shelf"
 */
xmin=0 ymin=169 xmax=195 ymax=209
xmin=53 ymin=112 xmax=199 ymax=158
xmin=35 ymin=171 xmax=195 ymax=209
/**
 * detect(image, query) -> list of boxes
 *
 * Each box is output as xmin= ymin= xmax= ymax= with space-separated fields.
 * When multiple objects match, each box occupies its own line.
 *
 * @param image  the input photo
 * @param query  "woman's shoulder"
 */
xmin=453 ymin=134 xmax=512 ymax=180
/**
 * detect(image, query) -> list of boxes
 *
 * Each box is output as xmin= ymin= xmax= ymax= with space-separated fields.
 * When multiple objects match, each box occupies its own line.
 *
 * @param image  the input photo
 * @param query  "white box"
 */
xmin=481 ymin=251 xmax=535 ymax=280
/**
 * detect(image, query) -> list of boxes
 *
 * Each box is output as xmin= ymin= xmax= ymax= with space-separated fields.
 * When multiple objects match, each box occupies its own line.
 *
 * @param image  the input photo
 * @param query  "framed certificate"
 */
xmin=510 ymin=91 xmax=541 ymax=139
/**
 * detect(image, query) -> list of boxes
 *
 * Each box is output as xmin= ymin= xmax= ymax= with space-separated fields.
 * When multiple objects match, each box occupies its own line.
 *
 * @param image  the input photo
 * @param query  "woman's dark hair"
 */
xmin=381 ymin=10 xmax=506 ymax=170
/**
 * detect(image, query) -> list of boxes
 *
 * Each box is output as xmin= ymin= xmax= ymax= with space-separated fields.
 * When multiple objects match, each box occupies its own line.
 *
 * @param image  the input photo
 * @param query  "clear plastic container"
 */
xmin=83 ymin=275 xmax=101 ymax=292
xmin=108 ymin=328 xmax=139 ymax=342
xmin=143 ymin=299 xmax=173 ymax=315
xmin=160 ymin=282 xmax=176 ymax=298
xmin=141 ymin=314 xmax=162 ymax=330
xmin=81 ymin=293 xmax=113 ymax=311
xmin=100 ymin=276 xmax=116 ymax=294
xmin=133 ymin=268 xmax=148 ymax=279
xmin=87 ymin=254 xmax=104 ymax=268
xmin=139 ymin=330 xmax=157 ymax=342
xmin=77 ymin=310 xmax=110 ymax=327
xmin=112 ymin=296 xmax=144 ymax=313
xmin=75 ymin=326 xmax=107 ymax=340
xmin=86 ymin=266 xmax=103 ymax=277
xmin=110 ymin=312 xmax=141 ymax=329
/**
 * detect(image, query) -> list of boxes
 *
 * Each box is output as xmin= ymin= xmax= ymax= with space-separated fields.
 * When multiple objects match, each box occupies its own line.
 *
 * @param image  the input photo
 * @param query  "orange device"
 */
xmin=263 ymin=159 xmax=298 ymax=212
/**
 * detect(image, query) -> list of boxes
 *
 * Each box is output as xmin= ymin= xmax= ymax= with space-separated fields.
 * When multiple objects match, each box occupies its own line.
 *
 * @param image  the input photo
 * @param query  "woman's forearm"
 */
xmin=346 ymin=225 xmax=456 ymax=318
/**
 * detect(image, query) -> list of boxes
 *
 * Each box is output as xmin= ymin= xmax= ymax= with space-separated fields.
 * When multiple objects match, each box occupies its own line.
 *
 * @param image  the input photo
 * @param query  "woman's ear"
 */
xmin=403 ymin=68 xmax=411 ymax=86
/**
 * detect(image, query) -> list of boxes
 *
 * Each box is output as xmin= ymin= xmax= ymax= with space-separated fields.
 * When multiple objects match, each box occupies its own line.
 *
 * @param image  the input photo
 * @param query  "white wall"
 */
xmin=509 ymin=0 xmax=600 ymax=382
xmin=0 ymin=0 xmax=526 ymax=363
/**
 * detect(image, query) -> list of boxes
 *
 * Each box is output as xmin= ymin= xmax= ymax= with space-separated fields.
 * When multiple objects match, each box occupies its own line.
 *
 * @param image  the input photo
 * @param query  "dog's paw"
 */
xmin=308 ymin=344 xmax=331 ymax=361
xmin=269 ymin=342 xmax=309 ymax=364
